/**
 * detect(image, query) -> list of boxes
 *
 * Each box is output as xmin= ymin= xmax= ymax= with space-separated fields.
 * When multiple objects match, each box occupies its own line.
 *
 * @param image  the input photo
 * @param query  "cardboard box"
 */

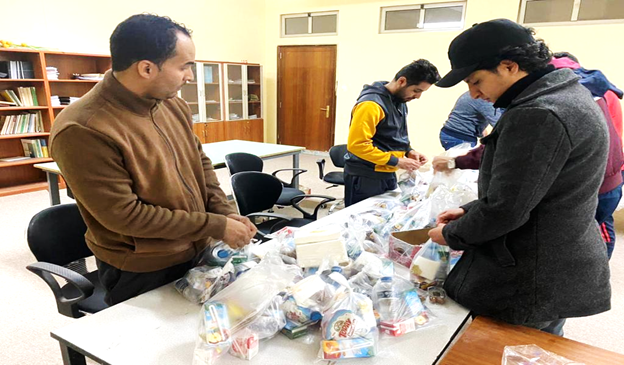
xmin=388 ymin=228 xmax=432 ymax=268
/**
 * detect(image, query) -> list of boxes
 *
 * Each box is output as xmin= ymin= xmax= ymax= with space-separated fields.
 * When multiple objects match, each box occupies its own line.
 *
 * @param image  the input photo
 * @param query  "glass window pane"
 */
xmin=285 ymin=16 xmax=309 ymax=35
xmin=579 ymin=0 xmax=624 ymax=20
xmin=524 ymin=0 xmax=575 ymax=23
xmin=424 ymin=6 xmax=463 ymax=28
xmin=312 ymin=14 xmax=337 ymax=34
xmin=385 ymin=9 xmax=421 ymax=30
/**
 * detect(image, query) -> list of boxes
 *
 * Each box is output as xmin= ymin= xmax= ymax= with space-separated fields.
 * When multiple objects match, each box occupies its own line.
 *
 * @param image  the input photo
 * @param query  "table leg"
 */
xmin=47 ymin=172 xmax=61 ymax=206
xmin=60 ymin=343 xmax=86 ymax=365
xmin=292 ymin=153 xmax=300 ymax=188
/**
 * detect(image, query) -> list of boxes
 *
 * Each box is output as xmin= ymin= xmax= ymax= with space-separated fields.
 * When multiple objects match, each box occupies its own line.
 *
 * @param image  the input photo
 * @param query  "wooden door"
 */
xmin=278 ymin=45 xmax=336 ymax=151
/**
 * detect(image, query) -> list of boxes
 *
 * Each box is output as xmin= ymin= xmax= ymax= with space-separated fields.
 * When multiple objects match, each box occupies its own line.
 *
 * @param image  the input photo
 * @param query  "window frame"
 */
xmin=379 ymin=2 xmax=466 ymax=34
xmin=519 ymin=0 xmax=624 ymax=26
xmin=281 ymin=11 xmax=339 ymax=38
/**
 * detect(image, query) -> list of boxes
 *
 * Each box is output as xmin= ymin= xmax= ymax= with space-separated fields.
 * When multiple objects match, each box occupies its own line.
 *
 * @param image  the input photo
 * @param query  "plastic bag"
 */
xmin=229 ymin=328 xmax=259 ymax=360
xmin=429 ymin=183 xmax=477 ymax=223
xmin=409 ymin=239 xmax=450 ymax=288
xmin=264 ymin=226 xmax=297 ymax=258
xmin=502 ymin=345 xmax=585 ymax=365
xmin=175 ymin=261 xmax=235 ymax=304
xmin=398 ymin=171 xmax=429 ymax=206
xmin=343 ymin=213 xmax=390 ymax=259
xmin=207 ymin=253 xmax=296 ymax=333
xmin=319 ymin=272 xmax=378 ymax=360
xmin=192 ymin=302 xmax=232 ymax=365
xmin=289 ymin=260 xmax=337 ymax=313
xmin=348 ymin=272 xmax=375 ymax=299
xmin=246 ymin=295 xmax=287 ymax=340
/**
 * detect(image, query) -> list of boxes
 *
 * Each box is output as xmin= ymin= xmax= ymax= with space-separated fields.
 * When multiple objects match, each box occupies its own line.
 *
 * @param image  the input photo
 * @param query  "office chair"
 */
xmin=26 ymin=203 xmax=109 ymax=318
xmin=225 ymin=152 xmax=307 ymax=207
xmin=230 ymin=171 xmax=335 ymax=238
xmin=316 ymin=144 xmax=347 ymax=212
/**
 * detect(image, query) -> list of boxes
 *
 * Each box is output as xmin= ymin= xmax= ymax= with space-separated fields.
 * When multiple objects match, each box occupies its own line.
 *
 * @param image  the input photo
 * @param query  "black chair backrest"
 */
xmin=225 ymin=152 xmax=264 ymax=175
xmin=231 ymin=171 xmax=282 ymax=216
xmin=27 ymin=203 xmax=90 ymax=266
xmin=329 ymin=144 xmax=348 ymax=168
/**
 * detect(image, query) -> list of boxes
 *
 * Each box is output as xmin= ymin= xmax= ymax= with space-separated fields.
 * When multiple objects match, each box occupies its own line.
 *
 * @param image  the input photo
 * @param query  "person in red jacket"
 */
xmin=433 ymin=52 xmax=624 ymax=258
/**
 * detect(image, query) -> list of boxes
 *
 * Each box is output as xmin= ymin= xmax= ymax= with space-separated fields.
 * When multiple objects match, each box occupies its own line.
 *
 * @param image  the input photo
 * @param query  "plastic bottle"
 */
xmin=374 ymin=276 xmax=400 ymax=321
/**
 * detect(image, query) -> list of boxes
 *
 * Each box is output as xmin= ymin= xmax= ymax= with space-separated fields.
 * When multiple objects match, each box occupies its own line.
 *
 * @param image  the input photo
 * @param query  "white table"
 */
xmin=34 ymin=140 xmax=305 ymax=206
xmin=50 ymin=196 xmax=470 ymax=365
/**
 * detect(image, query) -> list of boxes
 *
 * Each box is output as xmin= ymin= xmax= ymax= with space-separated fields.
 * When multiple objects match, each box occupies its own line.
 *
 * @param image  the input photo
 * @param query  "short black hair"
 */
xmin=110 ymin=14 xmax=192 ymax=72
xmin=394 ymin=59 xmax=441 ymax=86
xmin=477 ymin=28 xmax=552 ymax=74
xmin=553 ymin=52 xmax=580 ymax=64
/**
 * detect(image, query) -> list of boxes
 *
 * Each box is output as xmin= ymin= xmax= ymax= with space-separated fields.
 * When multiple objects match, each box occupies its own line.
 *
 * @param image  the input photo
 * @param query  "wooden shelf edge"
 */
xmin=0 ymin=181 xmax=50 ymax=197
xmin=0 ymin=106 xmax=49 ymax=111
xmin=48 ymin=79 xmax=101 ymax=83
xmin=0 ymin=132 xmax=50 ymax=140
xmin=0 ymin=157 xmax=53 ymax=168
xmin=0 ymin=79 xmax=45 ymax=82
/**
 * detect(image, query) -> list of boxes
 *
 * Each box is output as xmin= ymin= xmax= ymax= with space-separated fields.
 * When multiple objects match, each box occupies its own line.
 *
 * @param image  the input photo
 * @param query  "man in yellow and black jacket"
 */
xmin=344 ymin=60 xmax=441 ymax=206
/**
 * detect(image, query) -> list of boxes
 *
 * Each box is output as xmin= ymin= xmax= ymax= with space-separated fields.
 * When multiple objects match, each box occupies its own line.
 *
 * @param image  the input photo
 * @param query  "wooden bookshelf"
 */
xmin=0 ymin=48 xmax=110 ymax=197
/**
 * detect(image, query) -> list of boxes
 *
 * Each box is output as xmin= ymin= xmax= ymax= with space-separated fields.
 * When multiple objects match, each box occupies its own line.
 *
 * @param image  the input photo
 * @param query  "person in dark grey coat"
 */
xmin=429 ymin=19 xmax=611 ymax=336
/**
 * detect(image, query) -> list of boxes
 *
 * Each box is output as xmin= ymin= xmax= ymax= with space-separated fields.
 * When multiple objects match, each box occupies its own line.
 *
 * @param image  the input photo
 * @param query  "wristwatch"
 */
xmin=447 ymin=158 xmax=456 ymax=169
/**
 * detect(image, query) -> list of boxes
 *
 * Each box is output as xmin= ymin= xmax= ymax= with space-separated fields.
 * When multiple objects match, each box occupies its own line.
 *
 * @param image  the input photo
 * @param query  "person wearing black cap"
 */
xmin=344 ymin=60 xmax=440 ymax=207
xmin=428 ymin=19 xmax=611 ymax=335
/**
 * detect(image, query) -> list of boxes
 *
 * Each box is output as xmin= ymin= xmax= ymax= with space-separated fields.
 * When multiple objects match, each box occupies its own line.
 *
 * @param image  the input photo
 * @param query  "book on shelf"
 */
xmin=0 ymin=87 xmax=38 ymax=106
xmin=46 ymin=67 xmax=59 ymax=80
xmin=51 ymin=95 xmax=80 ymax=106
xmin=0 ymin=60 xmax=35 ymax=79
xmin=0 ymin=111 xmax=44 ymax=135
xmin=21 ymin=138 xmax=47 ymax=158
xmin=72 ymin=73 xmax=105 ymax=81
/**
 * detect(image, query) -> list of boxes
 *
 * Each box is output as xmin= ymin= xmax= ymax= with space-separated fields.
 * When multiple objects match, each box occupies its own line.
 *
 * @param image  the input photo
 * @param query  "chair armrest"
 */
xmin=271 ymin=168 xmax=307 ymax=188
xmin=290 ymin=194 xmax=337 ymax=220
xmin=247 ymin=212 xmax=294 ymax=221
xmin=26 ymin=262 xmax=95 ymax=306
xmin=316 ymin=159 xmax=326 ymax=180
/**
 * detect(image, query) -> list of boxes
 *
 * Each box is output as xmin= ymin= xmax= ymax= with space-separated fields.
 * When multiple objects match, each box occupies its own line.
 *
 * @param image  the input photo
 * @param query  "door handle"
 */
xmin=320 ymin=105 xmax=330 ymax=118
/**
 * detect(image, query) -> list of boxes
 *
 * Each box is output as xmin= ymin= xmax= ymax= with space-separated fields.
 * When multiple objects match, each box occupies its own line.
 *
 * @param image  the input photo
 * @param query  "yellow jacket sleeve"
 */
xmin=348 ymin=101 xmax=397 ymax=166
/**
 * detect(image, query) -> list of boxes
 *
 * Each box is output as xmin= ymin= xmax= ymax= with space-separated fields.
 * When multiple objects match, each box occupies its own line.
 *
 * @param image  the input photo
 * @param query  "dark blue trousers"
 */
xmin=344 ymin=173 xmax=397 ymax=207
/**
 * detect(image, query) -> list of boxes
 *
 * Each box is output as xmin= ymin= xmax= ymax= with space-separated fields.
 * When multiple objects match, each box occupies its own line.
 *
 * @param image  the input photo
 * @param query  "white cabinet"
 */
xmin=224 ymin=64 xmax=263 ymax=121
xmin=180 ymin=62 xmax=224 ymax=123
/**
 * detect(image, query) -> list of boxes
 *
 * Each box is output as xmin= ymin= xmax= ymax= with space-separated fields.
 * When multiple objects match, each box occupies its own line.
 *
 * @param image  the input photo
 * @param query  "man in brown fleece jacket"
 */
xmin=49 ymin=14 xmax=256 ymax=305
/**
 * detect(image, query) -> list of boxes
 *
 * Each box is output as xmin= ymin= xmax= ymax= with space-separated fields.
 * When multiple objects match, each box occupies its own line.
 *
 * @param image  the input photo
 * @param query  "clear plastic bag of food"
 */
xmin=175 ymin=261 xmax=235 ymax=304
xmin=319 ymin=273 xmax=378 ymax=361
xmin=429 ymin=183 xmax=477 ymax=223
xmin=208 ymin=253 xmax=297 ymax=333
xmin=192 ymin=302 xmax=232 ymax=365
xmin=398 ymin=171 xmax=429 ymax=206
xmin=372 ymin=276 xmax=434 ymax=337
xmin=289 ymin=260 xmax=337 ymax=313
xmin=246 ymin=295 xmax=287 ymax=340
xmin=502 ymin=345 xmax=585 ymax=365
xmin=409 ymin=239 xmax=450 ymax=287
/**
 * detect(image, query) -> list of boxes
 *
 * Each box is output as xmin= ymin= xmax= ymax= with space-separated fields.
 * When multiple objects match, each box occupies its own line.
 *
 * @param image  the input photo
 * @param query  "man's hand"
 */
xmin=227 ymin=213 xmax=257 ymax=237
xmin=432 ymin=156 xmax=455 ymax=173
xmin=222 ymin=217 xmax=255 ymax=249
xmin=436 ymin=208 xmax=466 ymax=225
xmin=397 ymin=157 xmax=422 ymax=172
xmin=407 ymin=150 xmax=428 ymax=165
xmin=428 ymin=224 xmax=447 ymax=245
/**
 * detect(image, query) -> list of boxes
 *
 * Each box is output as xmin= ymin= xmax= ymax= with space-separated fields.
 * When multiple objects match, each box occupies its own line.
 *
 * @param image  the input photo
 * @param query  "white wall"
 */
xmin=264 ymin=0 xmax=624 ymax=158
